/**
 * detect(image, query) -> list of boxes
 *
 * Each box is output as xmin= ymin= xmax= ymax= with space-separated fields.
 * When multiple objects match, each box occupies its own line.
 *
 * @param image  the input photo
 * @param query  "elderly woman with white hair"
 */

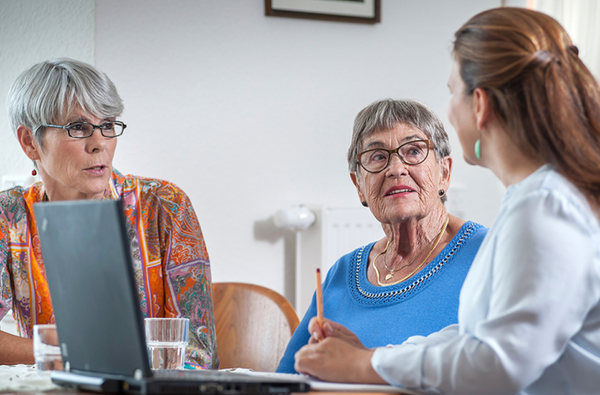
xmin=0 ymin=58 xmax=218 ymax=369
xmin=277 ymin=98 xmax=487 ymax=373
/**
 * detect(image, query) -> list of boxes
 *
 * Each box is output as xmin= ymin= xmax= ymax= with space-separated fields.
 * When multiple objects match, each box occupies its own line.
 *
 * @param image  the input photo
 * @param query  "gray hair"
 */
xmin=8 ymin=58 xmax=124 ymax=147
xmin=347 ymin=99 xmax=451 ymax=173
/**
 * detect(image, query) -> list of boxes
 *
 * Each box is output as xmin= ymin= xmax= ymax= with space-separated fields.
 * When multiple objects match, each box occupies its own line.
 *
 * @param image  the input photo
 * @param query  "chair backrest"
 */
xmin=212 ymin=282 xmax=300 ymax=372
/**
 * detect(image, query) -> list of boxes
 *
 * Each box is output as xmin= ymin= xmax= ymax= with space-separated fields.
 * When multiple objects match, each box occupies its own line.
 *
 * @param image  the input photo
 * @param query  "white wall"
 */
xmin=0 ymin=0 xmax=95 ymax=184
xmin=1 ymin=0 xmax=504 ymax=304
xmin=95 ymin=0 xmax=506 ymax=301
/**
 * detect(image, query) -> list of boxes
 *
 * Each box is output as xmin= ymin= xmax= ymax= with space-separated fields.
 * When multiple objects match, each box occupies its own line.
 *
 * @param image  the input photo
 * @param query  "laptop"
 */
xmin=34 ymin=199 xmax=310 ymax=394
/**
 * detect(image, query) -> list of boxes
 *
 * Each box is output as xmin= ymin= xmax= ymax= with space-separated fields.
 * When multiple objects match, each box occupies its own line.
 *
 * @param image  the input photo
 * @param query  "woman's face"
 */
xmin=31 ymin=106 xmax=117 ymax=201
xmin=351 ymin=123 xmax=451 ymax=225
xmin=447 ymin=58 xmax=478 ymax=165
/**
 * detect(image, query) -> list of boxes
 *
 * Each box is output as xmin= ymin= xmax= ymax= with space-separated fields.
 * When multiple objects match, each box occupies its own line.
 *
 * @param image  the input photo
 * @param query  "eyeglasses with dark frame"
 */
xmin=356 ymin=139 xmax=434 ymax=173
xmin=41 ymin=121 xmax=127 ymax=139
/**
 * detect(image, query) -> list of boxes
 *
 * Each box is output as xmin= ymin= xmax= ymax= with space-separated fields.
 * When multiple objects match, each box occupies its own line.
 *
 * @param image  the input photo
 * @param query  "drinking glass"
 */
xmin=33 ymin=324 xmax=63 ymax=376
xmin=144 ymin=318 xmax=189 ymax=370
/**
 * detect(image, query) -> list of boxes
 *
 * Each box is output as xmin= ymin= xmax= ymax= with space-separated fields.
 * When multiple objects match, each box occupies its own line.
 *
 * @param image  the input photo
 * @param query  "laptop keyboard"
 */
xmin=149 ymin=369 xmax=310 ymax=394
xmin=153 ymin=369 xmax=232 ymax=379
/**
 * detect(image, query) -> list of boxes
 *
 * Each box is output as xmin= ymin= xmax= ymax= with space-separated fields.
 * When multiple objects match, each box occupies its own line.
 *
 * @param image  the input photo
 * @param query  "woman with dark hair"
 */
xmin=294 ymin=8 xmax=600 ymax=394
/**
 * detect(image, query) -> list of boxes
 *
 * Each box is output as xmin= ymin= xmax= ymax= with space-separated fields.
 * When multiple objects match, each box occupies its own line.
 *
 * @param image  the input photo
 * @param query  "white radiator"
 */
xmin=294 ymin=206 xmax=384 ymax=316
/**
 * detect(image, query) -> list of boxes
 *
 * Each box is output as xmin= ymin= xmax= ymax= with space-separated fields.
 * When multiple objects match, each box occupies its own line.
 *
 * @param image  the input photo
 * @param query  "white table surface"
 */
xmin=0 ymin=364 xmax=60 ymax=392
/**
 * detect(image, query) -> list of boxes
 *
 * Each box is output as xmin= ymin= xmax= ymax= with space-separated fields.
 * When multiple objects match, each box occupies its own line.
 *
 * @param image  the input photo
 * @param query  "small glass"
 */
xmin=144 ymin=318 xmax=189 ymax=370
xmin=33 ymin=324 xmax=63 ymax=377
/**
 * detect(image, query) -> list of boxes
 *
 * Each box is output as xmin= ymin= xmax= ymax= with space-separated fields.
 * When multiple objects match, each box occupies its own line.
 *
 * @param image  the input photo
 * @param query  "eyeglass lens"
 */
xmin=360 ymin=140 xmax=430 ymax=172
xmin=67 ymin=122 xmax=124 ymax=138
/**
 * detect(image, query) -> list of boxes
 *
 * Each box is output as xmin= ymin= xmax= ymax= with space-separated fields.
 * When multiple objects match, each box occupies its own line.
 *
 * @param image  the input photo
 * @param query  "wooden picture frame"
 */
xmin=265 ymin=0 xmax=380 ymax=24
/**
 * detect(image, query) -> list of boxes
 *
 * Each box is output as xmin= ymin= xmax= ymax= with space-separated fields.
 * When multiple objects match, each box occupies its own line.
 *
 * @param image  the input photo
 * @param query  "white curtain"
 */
xmin=534 ymin=0 xmax=600 ymax=80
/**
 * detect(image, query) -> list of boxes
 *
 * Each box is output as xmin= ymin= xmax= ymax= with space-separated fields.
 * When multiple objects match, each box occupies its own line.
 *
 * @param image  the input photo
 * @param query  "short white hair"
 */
xmin=348 ymin=98 xmax=451 ymax=173
xmin=8 ymin=58 xmax=124 ymax=146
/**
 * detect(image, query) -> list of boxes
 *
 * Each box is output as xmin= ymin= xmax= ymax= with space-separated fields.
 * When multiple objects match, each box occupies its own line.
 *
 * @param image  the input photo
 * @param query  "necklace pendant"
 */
xmin=385 ymin=273 xmax=393 ymax=281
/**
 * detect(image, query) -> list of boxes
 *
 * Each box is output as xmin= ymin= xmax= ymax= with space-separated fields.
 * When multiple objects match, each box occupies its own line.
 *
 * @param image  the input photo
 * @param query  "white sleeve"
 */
xmin=402 ymin=324 xmax=459 ymax=346
xmin=371 ymin=190 xmax=600 ymax=394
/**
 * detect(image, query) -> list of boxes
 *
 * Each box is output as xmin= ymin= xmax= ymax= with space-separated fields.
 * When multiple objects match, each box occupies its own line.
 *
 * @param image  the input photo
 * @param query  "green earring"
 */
xmin=474 ymin=139 xmax=481 ymax=159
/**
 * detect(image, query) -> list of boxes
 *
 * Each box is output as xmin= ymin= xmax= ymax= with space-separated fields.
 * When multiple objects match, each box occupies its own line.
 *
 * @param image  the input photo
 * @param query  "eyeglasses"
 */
xmin=356 ymin=139 xmax=434 ymax=173
xmin=41 ymin=121 xmax=127 ymax=139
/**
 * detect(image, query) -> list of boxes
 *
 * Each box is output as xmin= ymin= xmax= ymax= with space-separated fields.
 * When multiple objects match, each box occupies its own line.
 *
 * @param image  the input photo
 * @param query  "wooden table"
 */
xmin=1 ymin=365 xmax=409 ymax=395
xmin=13 ymin=392 xmax=398 ymax=395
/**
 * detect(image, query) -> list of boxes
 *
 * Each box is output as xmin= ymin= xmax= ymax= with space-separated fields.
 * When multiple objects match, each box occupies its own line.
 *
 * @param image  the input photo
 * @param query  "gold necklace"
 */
xmin=382 ymin=234 xmax=437 ymax=280
xmin=371 ymin=240 xmax=391 ymax=276
xmin=373 ymin=214 xmax=450 ymax=287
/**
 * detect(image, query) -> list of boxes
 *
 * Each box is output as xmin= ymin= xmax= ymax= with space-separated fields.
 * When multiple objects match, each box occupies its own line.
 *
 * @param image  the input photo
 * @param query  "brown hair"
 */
xmin=453 ymin=7 xmax=600 ymax=209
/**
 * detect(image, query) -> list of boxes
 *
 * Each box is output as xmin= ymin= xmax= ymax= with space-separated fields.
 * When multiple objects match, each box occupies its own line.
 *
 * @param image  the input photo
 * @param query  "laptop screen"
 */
xmin=35 ymin=199 xmax=152 ymax=379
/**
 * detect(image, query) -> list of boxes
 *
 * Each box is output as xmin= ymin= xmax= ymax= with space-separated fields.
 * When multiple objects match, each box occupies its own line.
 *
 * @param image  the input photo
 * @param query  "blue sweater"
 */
xmin=276 ymin=221 xmax=487 ymax=373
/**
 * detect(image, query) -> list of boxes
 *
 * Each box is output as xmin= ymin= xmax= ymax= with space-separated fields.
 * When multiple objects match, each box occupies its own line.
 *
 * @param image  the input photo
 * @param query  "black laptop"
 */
xmin=34 ymin=199 xmax=309 ymax=394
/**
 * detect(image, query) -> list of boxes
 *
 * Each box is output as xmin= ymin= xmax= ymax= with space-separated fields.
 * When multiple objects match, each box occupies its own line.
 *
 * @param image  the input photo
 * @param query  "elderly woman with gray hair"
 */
xmin=0 ymin=58 xmax=218 ymax=369
xmin=277 ymin=99 xmax=487 ymax=373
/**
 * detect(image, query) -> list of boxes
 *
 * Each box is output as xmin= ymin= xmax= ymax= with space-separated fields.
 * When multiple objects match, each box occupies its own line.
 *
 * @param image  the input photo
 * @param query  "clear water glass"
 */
xmin=144 ymin=318 xmax=189 ymax=370
xmin=33 ymin=324 xmax=63 ymax=377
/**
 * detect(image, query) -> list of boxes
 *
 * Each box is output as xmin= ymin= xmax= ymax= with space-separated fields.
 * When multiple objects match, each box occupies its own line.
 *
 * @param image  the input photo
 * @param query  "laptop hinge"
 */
xmin=51 ymin=371 xmax=122 ymax=393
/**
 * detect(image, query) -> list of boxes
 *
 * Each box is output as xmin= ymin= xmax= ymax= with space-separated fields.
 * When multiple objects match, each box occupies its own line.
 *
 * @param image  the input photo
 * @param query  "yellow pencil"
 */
xmin=316 ymin=268 xmax=324 ymax=329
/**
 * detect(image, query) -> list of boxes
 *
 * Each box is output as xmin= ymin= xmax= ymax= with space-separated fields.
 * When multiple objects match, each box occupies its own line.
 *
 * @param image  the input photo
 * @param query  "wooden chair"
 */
xmin=212 ymin=282 xmax=300 ymax=372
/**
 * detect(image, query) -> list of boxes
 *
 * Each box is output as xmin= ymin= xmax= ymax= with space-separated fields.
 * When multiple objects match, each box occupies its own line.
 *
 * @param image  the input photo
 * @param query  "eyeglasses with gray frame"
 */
xmin=356 ymin=139 xmax=434 ymax=173
xmin=41 ymin=121 xmax=127 ymax=139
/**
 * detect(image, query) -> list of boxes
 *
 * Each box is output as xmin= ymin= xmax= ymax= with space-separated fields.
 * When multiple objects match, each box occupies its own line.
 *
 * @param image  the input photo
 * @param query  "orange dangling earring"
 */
xmin=32 ymin=169 xmax=37 ymax=176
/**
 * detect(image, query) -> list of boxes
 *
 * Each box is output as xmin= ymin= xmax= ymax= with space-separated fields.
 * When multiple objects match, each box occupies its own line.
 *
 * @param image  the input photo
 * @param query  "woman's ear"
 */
xmin=440 ymin=156 xmax=453 ymax=192
xmin=472 ymin=87 xmax=493 ymax=130
xmin=17 ymin=125 xmax=41 ymax=161
xmin=350 ymin=172 xmax=367 ymax=206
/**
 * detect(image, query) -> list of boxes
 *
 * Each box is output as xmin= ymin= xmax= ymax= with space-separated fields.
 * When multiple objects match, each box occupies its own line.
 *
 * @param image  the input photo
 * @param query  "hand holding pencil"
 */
xmin=308 ymin=268 xmax=327 ymax=343
xmin=297 ymin=269 xmax=376 ymax=381
xmin=309 ymin=268 xmax=369 ymax=347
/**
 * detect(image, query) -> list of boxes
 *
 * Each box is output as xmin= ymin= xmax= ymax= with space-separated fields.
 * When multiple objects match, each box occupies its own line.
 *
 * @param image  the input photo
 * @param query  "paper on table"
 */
xmin=308 ymin=379 xmax=422 ymax=394
xmin=0 ymin=364 xmax=61 ymax=392
xmin=238 ymin=370 xmax=423 ymax=394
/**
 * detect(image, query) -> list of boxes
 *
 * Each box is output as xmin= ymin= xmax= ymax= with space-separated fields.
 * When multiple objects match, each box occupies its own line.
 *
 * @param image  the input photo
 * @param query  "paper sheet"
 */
xmin=0 ymin=364 xmax=61 ymax=392
xmin=236 ymin=369 xmax=423 ymax=394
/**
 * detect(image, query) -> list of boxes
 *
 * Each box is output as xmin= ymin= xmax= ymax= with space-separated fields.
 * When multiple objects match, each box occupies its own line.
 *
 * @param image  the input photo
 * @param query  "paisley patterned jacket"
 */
xmin=0 ymin=169 xmax=218 ymax=369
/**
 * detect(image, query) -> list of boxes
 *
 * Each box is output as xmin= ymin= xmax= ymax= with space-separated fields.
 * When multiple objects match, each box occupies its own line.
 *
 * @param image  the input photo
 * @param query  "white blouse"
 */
xmin=372 ymin=165 xmax=600 ymax=394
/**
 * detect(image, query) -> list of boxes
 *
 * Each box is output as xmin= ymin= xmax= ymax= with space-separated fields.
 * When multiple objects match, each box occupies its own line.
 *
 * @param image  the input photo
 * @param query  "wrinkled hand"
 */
xmin=307 ymin=317 xmax=365 ymax=348
xmin=294 ymin=318 xmax=386 ymax=384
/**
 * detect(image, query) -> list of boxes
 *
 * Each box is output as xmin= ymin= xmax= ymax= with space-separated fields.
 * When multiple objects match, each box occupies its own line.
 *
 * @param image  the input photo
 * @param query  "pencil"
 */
xmin=316 ymin=268 xmax=324 ymax=328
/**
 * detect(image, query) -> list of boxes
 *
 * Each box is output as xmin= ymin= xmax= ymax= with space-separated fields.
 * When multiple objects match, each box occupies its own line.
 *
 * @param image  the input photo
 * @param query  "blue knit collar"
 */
xmin=349 ymin=221 xmax=482 ymax=305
